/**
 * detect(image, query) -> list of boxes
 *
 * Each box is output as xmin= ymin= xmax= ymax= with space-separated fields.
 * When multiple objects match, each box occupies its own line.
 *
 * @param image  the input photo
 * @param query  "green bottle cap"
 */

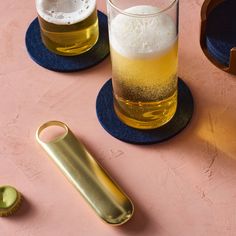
xmin=0 ymin=186 xmax=22 ymax=217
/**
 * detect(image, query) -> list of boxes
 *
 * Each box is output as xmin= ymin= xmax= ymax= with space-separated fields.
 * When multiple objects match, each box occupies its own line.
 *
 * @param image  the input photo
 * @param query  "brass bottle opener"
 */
xmin=36 ymin=121 xmax=134 ymax=225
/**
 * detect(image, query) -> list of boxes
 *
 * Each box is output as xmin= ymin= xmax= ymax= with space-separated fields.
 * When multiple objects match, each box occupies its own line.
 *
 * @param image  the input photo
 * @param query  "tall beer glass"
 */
xmin=35 ymin=0 xmax=99 ymax=56
xmin=107 ymin=0 xmax=178 ymax=129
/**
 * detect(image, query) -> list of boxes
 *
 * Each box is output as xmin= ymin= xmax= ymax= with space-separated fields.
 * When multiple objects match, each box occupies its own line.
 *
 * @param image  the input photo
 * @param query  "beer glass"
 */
xmin=107 ymin=0 xmax=178 ymax=129
xmin=35 ymin=0 xmax=99 ymax=56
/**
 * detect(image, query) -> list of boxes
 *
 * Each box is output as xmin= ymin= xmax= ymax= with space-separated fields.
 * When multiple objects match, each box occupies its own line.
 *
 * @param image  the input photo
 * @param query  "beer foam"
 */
xmin=36 ymin=0 xmax=96 ymax=25
xmin=110 ymin=5 xmax=177 ymax=58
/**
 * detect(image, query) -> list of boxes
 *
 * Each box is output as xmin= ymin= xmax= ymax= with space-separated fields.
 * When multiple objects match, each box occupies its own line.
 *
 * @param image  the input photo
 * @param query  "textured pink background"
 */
xmin=1 ymin=0 xmax=236 ymax=235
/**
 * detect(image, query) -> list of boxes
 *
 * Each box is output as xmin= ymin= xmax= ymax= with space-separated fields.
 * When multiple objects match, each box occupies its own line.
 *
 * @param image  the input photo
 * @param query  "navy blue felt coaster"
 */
xmin=96 ymin=79 xmax=194 ymax=144
xmin=206 ymin=0 xmax=236 ymax=67
xmin=25 ymin=11 xmax=109 ymax=72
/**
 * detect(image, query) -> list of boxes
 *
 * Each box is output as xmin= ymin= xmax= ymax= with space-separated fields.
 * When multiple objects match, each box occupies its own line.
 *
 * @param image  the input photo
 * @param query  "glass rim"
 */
xmin=107 ymin=0 xmax=178 ymax=17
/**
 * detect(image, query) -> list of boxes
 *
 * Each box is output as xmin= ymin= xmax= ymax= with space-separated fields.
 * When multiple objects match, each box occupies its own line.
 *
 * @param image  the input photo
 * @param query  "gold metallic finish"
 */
xmin=0 ymin=186 xmax=22 ymax=217
xmin=36 ymin=121 xmax=134 ymax=225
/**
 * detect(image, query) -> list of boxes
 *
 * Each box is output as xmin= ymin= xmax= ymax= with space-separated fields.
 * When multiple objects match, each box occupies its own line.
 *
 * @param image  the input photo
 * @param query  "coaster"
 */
xmin=96 ymin=79 xmax=194 ymax=144
xmin=25 ymin=11 xmax=109 ymax=72
xmin=206 ymin=0 xmax=236 ymax=67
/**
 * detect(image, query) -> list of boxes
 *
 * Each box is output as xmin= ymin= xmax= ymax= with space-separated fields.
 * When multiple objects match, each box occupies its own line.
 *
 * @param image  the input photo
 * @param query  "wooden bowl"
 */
xmin=200 ymin=0 xmax=236 ymax=75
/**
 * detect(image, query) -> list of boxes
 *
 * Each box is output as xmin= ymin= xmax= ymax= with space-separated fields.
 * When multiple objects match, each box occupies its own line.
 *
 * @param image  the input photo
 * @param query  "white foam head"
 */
xmin=109 ymin=5 xmax=177 ymax=58
xmin=36 ymin=0 xmax=96 ymax=25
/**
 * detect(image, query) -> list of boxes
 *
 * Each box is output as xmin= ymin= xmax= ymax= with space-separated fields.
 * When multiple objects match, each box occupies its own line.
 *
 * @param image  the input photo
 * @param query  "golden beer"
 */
xmin=109 ymin=5 xmax=178 ymax=129
xmin=36 ymin=0 xmax=99 ymax=56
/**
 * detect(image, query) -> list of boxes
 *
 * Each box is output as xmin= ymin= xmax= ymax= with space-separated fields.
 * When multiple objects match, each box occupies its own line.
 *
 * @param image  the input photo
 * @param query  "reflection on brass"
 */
xmin=36 ymin=121 xmax=134 ymax=225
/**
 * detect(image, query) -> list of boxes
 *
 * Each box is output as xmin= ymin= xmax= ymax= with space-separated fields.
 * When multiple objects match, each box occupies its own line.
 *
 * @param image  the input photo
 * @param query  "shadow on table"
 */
xmin=115 ymin=199 xmax=159 ymax=235
xmin=9 ymin=195 xmax=35 ymax=220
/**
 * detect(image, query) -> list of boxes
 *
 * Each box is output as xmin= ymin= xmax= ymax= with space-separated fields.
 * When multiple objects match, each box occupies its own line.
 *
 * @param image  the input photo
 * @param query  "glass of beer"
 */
xmin=107 ymin=0 xmax=178 ymax=129
xmin=35 ymin=0 xmax=99 ymax=56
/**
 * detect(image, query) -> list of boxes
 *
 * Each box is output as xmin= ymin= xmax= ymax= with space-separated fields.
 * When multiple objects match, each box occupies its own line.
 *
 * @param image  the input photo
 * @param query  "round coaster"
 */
xmin=96 ymin=79 xmax=194 ymax=144
xmin=206 ymin=0 xmax=236 ymax=67
xmin=25 ymin=11 xmax=109 ymax=72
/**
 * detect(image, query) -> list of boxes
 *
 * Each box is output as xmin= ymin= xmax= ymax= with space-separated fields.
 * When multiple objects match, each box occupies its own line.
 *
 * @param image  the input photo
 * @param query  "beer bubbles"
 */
xmin=108 ymin=4 xmax=178 ymax=129
xmin=36 ymin=0 xmax=99 ymax=55
xmin=36 ymin=0 xmax=96 ymax=25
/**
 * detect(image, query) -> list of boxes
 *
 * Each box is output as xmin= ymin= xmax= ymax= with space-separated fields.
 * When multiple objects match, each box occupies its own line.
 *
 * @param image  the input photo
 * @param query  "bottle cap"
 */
xmin=0 ymin=186 xmax=22 ymax=217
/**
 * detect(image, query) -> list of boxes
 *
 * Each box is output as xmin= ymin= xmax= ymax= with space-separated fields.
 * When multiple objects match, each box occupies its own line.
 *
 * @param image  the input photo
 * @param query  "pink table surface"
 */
xmin=1 ymin=0 xmax=236 ymax=235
